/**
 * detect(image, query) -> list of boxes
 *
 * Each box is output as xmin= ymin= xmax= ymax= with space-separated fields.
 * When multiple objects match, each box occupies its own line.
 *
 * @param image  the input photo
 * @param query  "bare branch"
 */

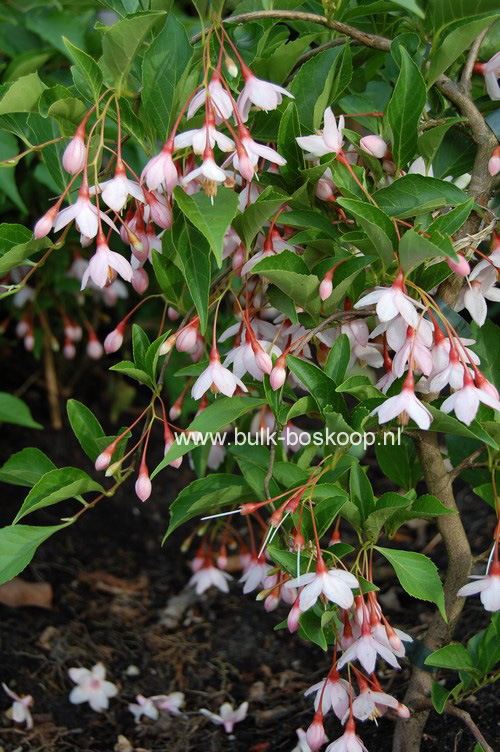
xmin=460 ymin=26 xmax=491 ymax=94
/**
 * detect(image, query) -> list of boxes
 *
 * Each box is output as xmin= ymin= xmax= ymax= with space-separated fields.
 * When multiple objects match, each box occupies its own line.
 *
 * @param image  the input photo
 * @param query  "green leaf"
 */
xmin=0 ymin=524 xmax=68 ymax=585
xmin=141 ymin=12 xmax=192 ymax=137
xmin=100 ymin=11 xmax=165 ymax=96
xmin=175 ymin=220 xmax=211 ymax=334
xmin=252 ymin=251 xmax=320 ymax=317
xmin=63 ymin=37 xmax=103 ymax=102
xmin=0 ymin=448 xmax=56 ymax=488
xmin=153 ymin=397 xmax=267 ymax=477
xmin=109 ymin=360 xmax=152 ymax=387
xmin=431 ymin=681 xmax=451 ymax=713
xmin=278 ymin=101 xmax=304 ymax=186
xmin=321 ymin=256 xmax=376 ymax=314
xmin=427 ymin=405 xmax=498 ymax=450
xmin=325 ymin=334 xmax=350 ymax=384
xmin=0 ymin=222 xmax=51 ymax=275
xmin=375 ymin=546 xmax=446 ymax=619
xmin=151 ymin=248 xmax=185 ymax=309
xmin=428 ymin=15 xmax=499 ymax=86
xmin=350 ymin=463 xmax=375 ymax=523
xmin=14 ymin=468 xmax=104 ymax=523
xmin=0 ymin=393 xmax=42 ymax=429
xmin=0 ymin=132 xmax=27 ymax=213
xmin=418 ymin=118 xmax=465 ymax=165
xmin=231 ymin=186 xmax=286 ymax=249
xmin=336 ymin=375 xmax=384 ymax=401
xmin=364 ymin=492 xmax=412 ymax=539
xmin=470 ymin=320 xmax=500 ymax=386
xmin=425 ymin=643 xmax=477 ymax=671
xmin=290 ymin=45 xmax=351 ymax=132
xmin=174 ymin=187 xmax=239 ymax=267
xmin=399 ymin=229 xmax=457 ymax=272
xmin=287 ymin=356 xmax=346 ymax=416
xmin=67 ymin=399 xmax=106 ymax=462
xmin=266 ymin=284 xmax=298 ymax=324
xmin=0 ymin=73 xmax=46 ymax=115
xmin=164 ymin=474 xmax=253 ymax=539
xmin=428 ymin=199 xmax=474 ymax=236
xmin=389 ymin=0 xmax=424 ymax=17
xmin=375 ymin=436 xmax=421 ymax=490
xmin=386 ymin=48 xmax=426 ymax=171
xmin=336 ymin=198 xmax=397 ymax=267
xmin=299 ymin=609 xmax=328 ymax=650
xmin=132 ymin=324 xmax=150 ymax=371
xmin=374 ymin=175 xmax=469 ymax=218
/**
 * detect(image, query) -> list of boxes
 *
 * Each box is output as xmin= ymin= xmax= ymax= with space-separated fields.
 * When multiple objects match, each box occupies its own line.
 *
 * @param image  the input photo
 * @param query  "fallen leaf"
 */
xmin=0 ymin=578 xmax=52 ymax=609
xmin=78 ymin=571 xmax=148 ymax=595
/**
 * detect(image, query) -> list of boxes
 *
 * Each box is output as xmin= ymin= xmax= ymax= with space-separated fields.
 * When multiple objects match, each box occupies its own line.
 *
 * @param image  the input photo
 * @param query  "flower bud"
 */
xmin=225 ymin=54 xmax=238 ymax=78
xmin=63 ymin=340 xmax=76 ymax=359
xmin=319 ymin=276 xmax=333 ymax=301
xmin=237 ymin=143 xmax=254 ymax=182
xmin=104 ymin=323 xmax=125 ymax=354
xmin=264 ymin=591 xmax=279 ymax=612
xmin=396 ymin=703 xmax=410 ymax=719
xmin=446 ymin=253 xmax=470 ymax=276
xmin=168 ymin=306 xmax=180 ymax=321
xmin=360 ymin=134 xmax=387 ymax=158
xmin=254 ymin=344 xmax=272 ymax=375
xmin=62 ymin=123 xmax=86 ymax=174
xmin=24 ymin=332 xmax=35 ymax=351
xmin=16 ymin=318 xmax=30 ymax=338
xmin=169 ymin=398 xmax=182 ymax=421
xmin=232 ymin=245 xmax=246 ymax=272
xmin=316 ymin=178 xmax=334 ymax=202
xmin=287 ymin=596 xmax=301 ymax=633
xmin=306 ymin=712 xmax=325 ymax=752
xmin=145 ymin=190 xmax=172 ymax=229
xmin=270 ymin=359 xmax=286 ymax=390
xmin=87 ymin=337 xmax=103 ymax=360
xmin=159 ymin=333 xmax=177 ymax=356
xmin=164 ymin=433 xmax=182 ymax=469
xmin=488 ymin=146 xmax=500 ymax=176
xmin=135 ymin=470 xmax=152 ymax=502
xmin=131 ymin=267 xmax=149 ymax=295
xmin=95 ymin=446 xmax=114 ymax=472
xmin=34 ymin=204 xmax=59 ymax=238
xmin=176 ymin=323 xmax=198 ymax=353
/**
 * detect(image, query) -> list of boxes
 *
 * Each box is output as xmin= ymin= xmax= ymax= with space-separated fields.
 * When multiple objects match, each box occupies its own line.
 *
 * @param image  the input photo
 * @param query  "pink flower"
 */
xmin=104 ymin=323 xmax=125 ymax=353
xmin=440 ymin=371 xmax=500 ymax=425
xmin=153 ymin=691 xmax=185 ymax=715
xmin=296 ymin=107 xmax=344 ymax=157
xmin=354 ymin=273 xmax=420 ymax=328
xmin=142 ymin=143 xmax=178 ymax=193
xmin=191 ymin=348 xmax=248 ymax=400
xmin=53 ymin=183 xmax=117 ymax=239
xmin=306 ymin=710 xmax=327 ymax=751
xmin=200 ymin=701 xmax=248 ymax=733
xmin=457 ymin=560 xmax=500 ymax=612
xmin=182 ymin=150 xmax=227 ymax=188
xmin=371 ymin=371 xmax=432 ymax=429
xmin=188 ymin=72 xmax=233 ymax=121
xmin=236 ymin=134 xmax=286 ymax=169
xmin=93 ymin=163 xmax=144 ymax=212
xmin=456 ymin=266 xmax=500 ymax=326
xmin=34 ymin=204 xmax=59 ymax=238
xmin=68 ymin=663 xmax=118 ymax=712
xmin=285 ymin=558 xmax=359 ymax=611
xmin=344 ymin=682 xmax=409 ymax=723
xmin=237 ymin=70 xmax=293 ymax=121
xmin=223 ymin=337 xmax=280 ymax=381
xmin=392 ymin=327 xmax=433 ymax=378
xmin=270 ymin=356 xmax=287 ymax=390
xmin=188 ymin=562 xmax=233 ymax=594
xmin=359 ymin=135 xmax=387 ymax=158
xmin=81 ymin=235 xmax=133 ymax=289
xmin=129 ymin=694 xmax=159 ymax=723
xmin=62 ymin=121 xmax=86 ymax=174
xmin=2 ymin=683 xmax=33 ymax=729
xmin=428 ymin=346 xmax=467 ymax=392
xmin=325 ymin=718 xmax=368 ymax=752
xmin=135 ymin=469 xmax=152 ymax=502
xmin=176 ymin=322 xmax=199 ymax=353
xmin=446 ymin=253 xmax=470 ymax=276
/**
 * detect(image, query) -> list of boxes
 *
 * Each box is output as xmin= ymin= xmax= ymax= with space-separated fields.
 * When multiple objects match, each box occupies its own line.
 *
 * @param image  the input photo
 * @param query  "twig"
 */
xmin=460 ymin=26 xmax=491 ymax=94
xmin=264 ymin=419 xmax=278 ymax=500
xmin=449 ymin=447 xmax=486 ymax=480
xmin=42 ymin=330 xmax=62 ymax=430
xmin=412 ymin=700 xmax=495 ymax=752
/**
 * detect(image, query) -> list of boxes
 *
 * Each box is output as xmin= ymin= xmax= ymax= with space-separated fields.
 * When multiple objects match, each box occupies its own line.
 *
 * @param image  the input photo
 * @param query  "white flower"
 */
xmin=2 ymin=683 xmax=33 ymax=729
xmin=223 ymin=337 xmax=281 ymax=381
xmin=240 ymin=554 xmax=269 ymax=594
xmin=455 ymin=267 xmax=500 ymax=327
xmin=68 ymin=662 xmax=118 ymax=712
xmin=343 ymin=685 xmax=409 ymax=723
xmin=305 ymin=672 xmax=351 ymax=720
xmin=325 ymin=721 xmax=368 ymax=752
xmin=457 ymin=561 xmax=500 ymax=612
xmin=392 ymin=328 xmax=433 ymax=378
xmin=237 ymin=70 xmax=293 ymax=121
xmin=200 ymin=701 xmax=248 ymax=733
xmin=292 ymin=728 xmax=313 ymax=752
xmin=296 ymin=107 xmax=344 ymax=157
xmin=482 ymin=51 xmax=500 ymax=100
xmin=81 ymin=236 xmax=133 ymax=289
xmin=153 ymin=691 xmax=185 ymax=715
xmin=142 ymin=145 xmax=178 ymax=193
xmin=90 ymin=165 xmax=144 ymax=213
xmin=371 ymin=373 xmax=432 ymax=429
xmin=235 ymin=135 xmax=286 ymax=168
xmin=354 ymin=274 xmax=420 ymax=328
xmin=174 ymin=125 xmax=235 ymax=155
xmin=285 ymin=558 xmax=359 ymax=611
xmin=129 ymin=694 xmax=159 ymax=723
xmin=191 ymin=350 xmax=248 ymax=400
xmin=53 ymin=185 xmax=117 ymax=239
xmin=182 ymin=154 xmax=227 ymax=186
xmin=188 ymin=563 xmax=233 ymax=594
xmin=408 ymin=157 xmax=433 ymax=176
xmin=440 ymin=373 xmax=500 ymax=425
xmin=337 ymin=625 xmax=401 ymax=675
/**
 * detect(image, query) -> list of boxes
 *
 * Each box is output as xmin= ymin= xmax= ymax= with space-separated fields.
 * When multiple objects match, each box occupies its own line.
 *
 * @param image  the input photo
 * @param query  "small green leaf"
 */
xmin=14 ymin=468 xmax=104 ymax=523
xmin=0 ymin=524 xmax=68 ymax=585
xmin=0 ymin=393 xmax=42 ymax=429
xmin=232 ymin=186 xmax=287 ymax=249
xmin=174 ymin=187 xmax=239 ymax=267
xmin=337 ymin=198 xmax=397 ymax=267
xmin=376 ymin=546 xmax=446 ymax=619
xmin=67 ymin=399 xmax=106 ymax=462
xmin=175 ymin=220 xmax=211 ymax=334
xmin=425 ymin=643 xmax=477 ymax=672
xmin=63 ymin=37 xmax=103 ymax=102
xmin=0 ymin=448 xmax=56 ymax=488
xmin=324 ymin=334 xmax=350 ymax=384
xmin=386 ymin=48 xmax=426 ymax=171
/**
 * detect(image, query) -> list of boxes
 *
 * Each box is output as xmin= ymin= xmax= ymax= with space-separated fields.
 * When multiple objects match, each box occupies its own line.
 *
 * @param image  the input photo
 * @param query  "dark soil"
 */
xmin=0 ymin=358 xmax=498 ymax=752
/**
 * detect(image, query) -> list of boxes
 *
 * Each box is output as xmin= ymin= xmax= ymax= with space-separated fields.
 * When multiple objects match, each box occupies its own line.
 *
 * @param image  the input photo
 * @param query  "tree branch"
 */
xmin=413 ymin=700 xmax=495 ymax=752
xmin=460 ymin=26 xmax=491 ymax=94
